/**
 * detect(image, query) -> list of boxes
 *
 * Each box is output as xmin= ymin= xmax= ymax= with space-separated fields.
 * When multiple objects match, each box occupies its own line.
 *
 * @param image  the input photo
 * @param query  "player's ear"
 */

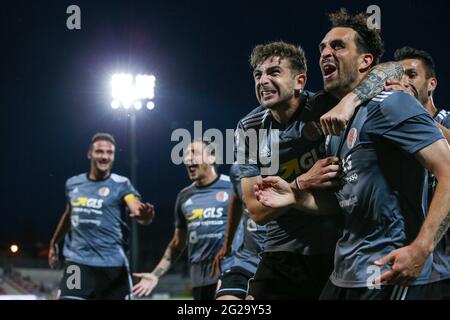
xmin=428 ymin=77 xmax=437 ymax=96
xmin=87 ymin=147 xmax=92 ymax=160
xmin=206 ymin=152 xmax=216 ymax=166
xmin=294 ymin=72 xmax=307 ymax=93
xmin=358 ymin=53 xmax=373 ymax=72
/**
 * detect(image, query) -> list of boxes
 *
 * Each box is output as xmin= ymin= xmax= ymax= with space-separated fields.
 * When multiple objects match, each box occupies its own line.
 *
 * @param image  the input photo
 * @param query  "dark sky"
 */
xmin=1 ymin=0 xmax=449 ymax=261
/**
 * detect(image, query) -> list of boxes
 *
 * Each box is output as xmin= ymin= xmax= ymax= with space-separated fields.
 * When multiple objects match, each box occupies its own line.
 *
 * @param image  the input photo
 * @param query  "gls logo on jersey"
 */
xmin=279 ymin=143 xmax=325 ymax=180
xmin=71 ymin=197 xmax=103 ymax=209
xmin=187 ymin=207 xmax=223 ymax=221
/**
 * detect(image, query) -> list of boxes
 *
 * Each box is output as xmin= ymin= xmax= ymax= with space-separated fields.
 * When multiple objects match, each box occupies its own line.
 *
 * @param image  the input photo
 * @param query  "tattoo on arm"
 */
xmin=353 ymin=61 xmax=404 ymax=102
xmin=154 ymin=246 xmax=183 ymax=278
xmin=153 ymin=267 xmax=166 ymax=278
xmin=433 ymin=212 xmax=450 ymax=247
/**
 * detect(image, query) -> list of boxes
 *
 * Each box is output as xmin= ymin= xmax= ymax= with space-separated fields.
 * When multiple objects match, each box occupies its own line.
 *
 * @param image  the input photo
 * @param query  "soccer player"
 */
xmin=254 ymin=9 xmax=450 ymax=299
xmin=132 ymin=140 xmax=233 ymax=300
xmin=394 ymin=47 xmax=450 ymax=134
xmin=48 ymin=133 xmax=155 ymax=300
xmin=213 ymin=163 xmax=266 ymax=300
xmin=394 ymin=46 xmax=450 ymax=258
xmin=235 ymin=41 xmax=406 ymax=299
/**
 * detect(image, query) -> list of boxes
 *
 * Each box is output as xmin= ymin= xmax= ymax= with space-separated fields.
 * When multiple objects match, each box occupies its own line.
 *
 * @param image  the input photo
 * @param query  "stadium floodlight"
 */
xmin=10 ymin=244 xmax=19 ymax=254
xmin=109 ymin=72 xmax=156 ymax=273
xmin=111 ymin=100 xmax=120 ymax=109
xmin=146 ymin=101 xmax=155 ymax=110
xmin=111 ymin=73 xmax=155 ymax=109
xmin=133 ymin=101 xmax=142 ymax=110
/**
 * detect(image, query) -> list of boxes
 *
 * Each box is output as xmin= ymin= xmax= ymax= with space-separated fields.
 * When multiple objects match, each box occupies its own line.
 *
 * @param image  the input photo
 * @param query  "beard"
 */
xmin=324 ymin=62 xmax=359 ymax=98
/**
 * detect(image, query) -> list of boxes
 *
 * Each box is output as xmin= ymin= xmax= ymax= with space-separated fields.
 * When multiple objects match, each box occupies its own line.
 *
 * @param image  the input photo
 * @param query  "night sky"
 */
xmin=1 ymin=0 xmax=449 ymax=267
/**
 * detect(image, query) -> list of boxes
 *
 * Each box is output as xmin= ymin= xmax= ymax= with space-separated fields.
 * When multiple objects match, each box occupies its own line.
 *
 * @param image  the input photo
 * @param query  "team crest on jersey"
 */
xmin=216 ymin=191 xmax=229 ymax=202
xmin=98 ymin=187 xmax=110 ymax=197
xmin=347 ymin=128 xmax=358 ymax=149
xmin=303 ymin=121 xmax=322 ymax=142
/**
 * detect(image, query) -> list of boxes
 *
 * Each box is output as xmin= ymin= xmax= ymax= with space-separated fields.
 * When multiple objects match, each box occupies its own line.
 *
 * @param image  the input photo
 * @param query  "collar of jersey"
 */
xmin=86 ymin=173 xmax=111 ymax=182
xmin=194 ymin=174 xmax=220 ymax=189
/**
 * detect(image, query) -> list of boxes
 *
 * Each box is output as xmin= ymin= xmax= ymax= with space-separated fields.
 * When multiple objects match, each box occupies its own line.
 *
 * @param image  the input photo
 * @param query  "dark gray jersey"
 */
xmin=236 ymin=91 xmax=342 ymax=255
xmin=327 ymin=91 xmax=449 ymax=287
xmin=228 ymin=163 xmax=266 ymax=274
xmin=433 ymin=109 xmax=450 ymax=261
xmin=63 ymin=173 xmax=139 ymax=267
xmin=174 ymin=175 xmax=233 ymax=287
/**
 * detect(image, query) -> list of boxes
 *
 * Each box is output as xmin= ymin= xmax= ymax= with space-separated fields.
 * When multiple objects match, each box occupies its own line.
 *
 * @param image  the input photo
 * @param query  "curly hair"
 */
xmin=250 ymin=41 xmax=307 ymax=75
xmin=329 ymin=8 xmax=384 ymax=67
xmin=394 ymin=46 xmax=435 ymax=78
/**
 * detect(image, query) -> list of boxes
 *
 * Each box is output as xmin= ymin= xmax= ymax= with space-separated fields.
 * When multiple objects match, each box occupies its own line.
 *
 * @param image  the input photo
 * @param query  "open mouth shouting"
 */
xmin=186 ymin=164 xmax=199 ymax=175
xmin=322 ymin=62 xmax=337 ymax=81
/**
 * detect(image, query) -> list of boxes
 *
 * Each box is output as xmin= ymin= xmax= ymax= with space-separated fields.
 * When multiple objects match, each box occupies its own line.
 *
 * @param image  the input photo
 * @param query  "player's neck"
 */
xmin=88 ymin=168 xmax=110 ymax=181
xmin=332 ymin=73 xmax=367 ymax=100
xmin=195 ymin=169 xmax=218 ymax=187
xmin=271 ymin=95 xmax=303 ymax=125
xmin=424 ymin=96 xmax=437 ymax=116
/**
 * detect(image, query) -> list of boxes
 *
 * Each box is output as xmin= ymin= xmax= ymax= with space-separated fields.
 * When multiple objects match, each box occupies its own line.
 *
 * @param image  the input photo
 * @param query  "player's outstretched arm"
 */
xmin=124 ymin=194 xmax=155 ymax=225
xmin=48 ymin=203 xmax=71 ymax=269
xmin=132 ymin=228 xmax=186 ymax=297
xmin=321 ymin=61 xmax=404 ymax=136
xmin=374 ymin=138 xmax=450 ymax=286
xmin=211 ymin=192 xmax=243 ymax=276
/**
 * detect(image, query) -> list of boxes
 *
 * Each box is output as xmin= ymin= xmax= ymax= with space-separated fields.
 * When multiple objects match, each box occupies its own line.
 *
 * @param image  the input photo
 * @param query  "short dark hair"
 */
xmin=90 ymin=133 xmax=116 ymax=148
xmin=250 ymin=41 xmax=307 ymax=75
xmin=329 ymin=8 xmax=384 ymax=68
xmin=394 ymin=46 xmax=436 ymax=78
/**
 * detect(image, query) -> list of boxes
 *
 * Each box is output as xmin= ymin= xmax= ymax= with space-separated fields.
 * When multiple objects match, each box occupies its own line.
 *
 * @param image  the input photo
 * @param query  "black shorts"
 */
xmin=247 ymin=251 xmax=333 ymax=300
xmin=192 ymin=283 xmax=217 ymax=300
xmin=216 ymin=267 xmax=253 ymax=299
xmin=58 ymin=261 xmax=132 ymax=300
xmin=319 ymin=278 xmax=450 ymax=300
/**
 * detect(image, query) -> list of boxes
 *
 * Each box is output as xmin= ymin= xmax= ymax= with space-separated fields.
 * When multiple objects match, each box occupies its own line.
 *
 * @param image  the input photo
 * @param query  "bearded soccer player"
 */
xmin=254 ymin=9 xmax=450 ymax=300
xmin=49 ymin=133 xmax=155 ymax=300
xmin=235 ymin=36 xmax=409 ymax=299
xmin=394 ymin=46 xmax=450 ymax=259
xmin=132 ymin=140 xmax=233 ymax=300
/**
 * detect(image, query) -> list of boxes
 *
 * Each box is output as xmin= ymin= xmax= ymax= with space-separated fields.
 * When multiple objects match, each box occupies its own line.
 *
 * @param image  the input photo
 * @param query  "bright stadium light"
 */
xmin=146 ymin=101 xmax=155 ymax=110
xmin=109 ymin=72 xmax=156 ymax=273
xmin=111 ymin=73 xmax=156 ymax=110
xmin=111 ymin=100 xmax=120 ymax=109
xmin=133 ymin=101 xmax=142 ymax=110
xmin=123 ymin=101 xmax=132 ymax=109
xmin=10 ymin=244 xmax=19 ymax=254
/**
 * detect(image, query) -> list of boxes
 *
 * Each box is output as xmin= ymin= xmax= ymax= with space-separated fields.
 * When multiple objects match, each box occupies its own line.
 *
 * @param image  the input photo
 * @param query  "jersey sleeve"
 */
xmin=174 ymin=192 xmax=187 ymax=229
xmin=368 ymin=92 xmax=444 ymax=154
xmin=120 ymin=178 xmax=141 ymax=201
xmin=234 ymin=121 xmax=261 ymax=178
